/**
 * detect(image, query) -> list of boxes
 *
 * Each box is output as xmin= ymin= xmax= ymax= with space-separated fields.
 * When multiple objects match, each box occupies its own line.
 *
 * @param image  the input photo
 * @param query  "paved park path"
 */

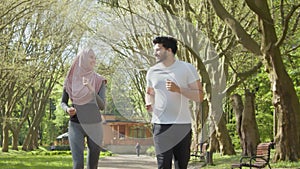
xmin=97 ymin=154 xmax=299 ymax=169
xmin=98 ymin=154 xmax=157 ymax=169
xmin=97 ymin=154 xmax=203 ymax=169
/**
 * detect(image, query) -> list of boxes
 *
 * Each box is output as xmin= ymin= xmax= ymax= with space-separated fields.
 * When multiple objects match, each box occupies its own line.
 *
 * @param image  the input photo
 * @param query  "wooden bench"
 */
xmin=190 ymin=142 xmax=209 ymax=162
xmin=231 ymin=142 xmax=274 ymax=169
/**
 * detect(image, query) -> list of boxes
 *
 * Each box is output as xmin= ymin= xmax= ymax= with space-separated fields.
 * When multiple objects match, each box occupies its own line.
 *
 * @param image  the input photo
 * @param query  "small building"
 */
xmin=56 ymin=132 xmax=69 ymax=145
xmin=102 ymin=114 xmax=153 ymax=154
xmin=55 ymin=114 xmax=154 ymax=154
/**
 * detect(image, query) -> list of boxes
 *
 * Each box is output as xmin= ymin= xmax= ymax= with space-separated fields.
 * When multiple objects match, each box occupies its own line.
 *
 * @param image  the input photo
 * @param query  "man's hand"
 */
xmin=146 ymin=104 xmax=153 ymax=112
xmin=169 ymin=80 xmax=204 ymax=102
xmin=166 ymin=79 xmax=180 ymax=93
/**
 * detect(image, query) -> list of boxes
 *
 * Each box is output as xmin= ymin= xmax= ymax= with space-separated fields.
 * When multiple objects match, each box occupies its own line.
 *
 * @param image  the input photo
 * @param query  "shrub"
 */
xmin=146 ymin=146 xmax=155 ymax=156
xmin=47 ymin=145 xmax=70 ymax=151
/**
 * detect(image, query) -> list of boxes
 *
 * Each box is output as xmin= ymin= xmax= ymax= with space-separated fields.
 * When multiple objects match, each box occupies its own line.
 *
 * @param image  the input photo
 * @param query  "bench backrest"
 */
xmin=255 ymin=142 xmax=273 ymax=162
xmin=201 ymin=143 xmax=209 ymax=153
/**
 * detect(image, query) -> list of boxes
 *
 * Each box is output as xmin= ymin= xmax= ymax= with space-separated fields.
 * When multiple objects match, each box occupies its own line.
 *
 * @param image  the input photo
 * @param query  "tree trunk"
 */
xmin=241 ymin=90 xmax=260 ymax=156
xmin=34 ymin=127 xmax=39 ymax=149
xmin=270 ymin=60 xmax=300 ymax=161
xmin=191 ymin=102 xmax=202 ymax=152
xmin=255 ymin=0 xmax=300 ymax=161
xmin=23 ymin=118 xmax=41 ymax=151
xmin=28 ymin=134 xmax=34 ymax=151
xmin=22 ymin=127 xmax=32 ymax=151
xmin=1 ymin=122 xmax=9 ymax=152
xmin=230 ymin=94 xmax=244 ymax=148
xmin=208 ymin=131 xmax=218 ymax=165
xmin=215 ymin=113 xmax=236 ymax=155
xmin=264 ymin=40 xmax=300 ymax=161
xmin=11 ymin=130 xmax=19 ymax=150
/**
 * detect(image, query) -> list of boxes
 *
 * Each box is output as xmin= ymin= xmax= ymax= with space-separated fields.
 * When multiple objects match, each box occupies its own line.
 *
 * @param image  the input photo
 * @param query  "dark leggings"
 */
xmin=153 ymin=124 xmax=191 ymax=169
xmin=68 ymin=121 xmax=103 ymax=169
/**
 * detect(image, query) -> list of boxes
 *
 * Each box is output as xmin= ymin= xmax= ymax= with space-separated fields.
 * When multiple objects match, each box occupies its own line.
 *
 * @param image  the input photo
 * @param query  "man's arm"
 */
xmin=145 ymin=87 xmax=155 ymax=112
xmin=166 ymin=79 xmax=204 ymax=102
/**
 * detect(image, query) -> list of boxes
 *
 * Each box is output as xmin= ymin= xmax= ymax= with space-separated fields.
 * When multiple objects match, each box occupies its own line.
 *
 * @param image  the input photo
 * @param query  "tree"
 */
xmin=95 ymin=0 xmax=253 ymax=156
xmin=231 ymin=90 xmax=260 ymax=156
xmin=208 ymin=0 xmax=300 ymax=161
xmin=0 ymin=0 xmax=86 ymax=151
xmin=96 ymin=1 xmax=300 ymax=161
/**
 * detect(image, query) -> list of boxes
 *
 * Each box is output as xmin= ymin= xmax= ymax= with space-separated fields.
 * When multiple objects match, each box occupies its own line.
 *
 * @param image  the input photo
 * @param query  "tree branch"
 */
xmin=225 ymin=61 xmax=262 ymax=95
xmin=276 ymin=4 xmax=300 ymax=47
xmin=244 ymin=0 xmax=273 ymax=24
xmin=208 ymin=0 xmax=262 ymax=56
xmin=291 ymin=10 xmax=300 ymax=34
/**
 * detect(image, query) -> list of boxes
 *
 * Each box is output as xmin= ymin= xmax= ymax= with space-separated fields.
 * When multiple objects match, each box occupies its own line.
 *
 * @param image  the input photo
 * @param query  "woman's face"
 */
xmin=87 ymin=52 xmax=96 ymax=68
xmin=79 ymin=49 xmax=97 ymax=71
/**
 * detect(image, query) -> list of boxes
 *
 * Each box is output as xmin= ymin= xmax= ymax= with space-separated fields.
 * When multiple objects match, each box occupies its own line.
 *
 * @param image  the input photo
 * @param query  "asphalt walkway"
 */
xmin=97 ymin=154 xmax=299 ymax=169
xmin=98 ymin=154 xmax=157 ymax=169
xmin=98 ymin=154 xmax=300 ymax=169
xmin=97 ymin=154 xmax=203 ymax=169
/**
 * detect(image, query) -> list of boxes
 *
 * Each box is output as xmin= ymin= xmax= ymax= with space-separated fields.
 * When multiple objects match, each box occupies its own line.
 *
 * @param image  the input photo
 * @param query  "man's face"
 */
xmin=153 ymin=43 xmax=168 ymax=63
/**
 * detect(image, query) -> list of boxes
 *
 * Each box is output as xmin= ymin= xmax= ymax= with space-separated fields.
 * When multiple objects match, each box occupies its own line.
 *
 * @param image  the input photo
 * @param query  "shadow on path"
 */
xmin=98 ymin=154 xmax=157 ymax=169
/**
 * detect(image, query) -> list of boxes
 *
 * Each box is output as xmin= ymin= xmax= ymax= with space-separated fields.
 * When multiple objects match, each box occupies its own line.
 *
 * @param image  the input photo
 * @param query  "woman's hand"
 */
xmin=83 ymin=77 xmax=95 ymax=94
xmin=67 ymin=107 xmax=76 ymax=116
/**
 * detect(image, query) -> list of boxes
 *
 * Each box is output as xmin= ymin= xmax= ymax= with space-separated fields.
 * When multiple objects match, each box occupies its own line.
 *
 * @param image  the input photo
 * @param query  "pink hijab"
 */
xmin=64 ymin=48 xmax=106 ymax=105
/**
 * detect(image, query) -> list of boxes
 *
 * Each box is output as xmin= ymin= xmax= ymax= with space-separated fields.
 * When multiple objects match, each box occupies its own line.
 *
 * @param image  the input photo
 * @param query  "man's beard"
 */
xmin=156 ymin=51 xmax=167 ymax=63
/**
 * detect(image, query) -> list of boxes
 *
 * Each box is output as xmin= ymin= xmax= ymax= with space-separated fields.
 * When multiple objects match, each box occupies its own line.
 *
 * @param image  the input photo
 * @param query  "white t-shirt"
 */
xmin=146 ymin=60 xmax=200 ymax=124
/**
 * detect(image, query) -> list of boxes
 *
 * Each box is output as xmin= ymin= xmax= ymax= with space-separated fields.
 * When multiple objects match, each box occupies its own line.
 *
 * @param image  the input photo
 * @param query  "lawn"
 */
xmin=189 ymin=150 xmax=300 ymax=169
xmin=0 ymin=150 xmax=72 ymax=169
xmin=0 ymin=148 xmax=299 ymax=169
xmin=0 ymin=147 xmax=112 ymax=169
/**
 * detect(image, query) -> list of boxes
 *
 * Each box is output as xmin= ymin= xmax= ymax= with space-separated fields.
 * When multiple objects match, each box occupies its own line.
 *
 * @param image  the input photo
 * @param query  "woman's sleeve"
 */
xmin=61 ymin=88 xmax=69 ymax=112
xmin=96 ymin=81 xmax=106 ymax=110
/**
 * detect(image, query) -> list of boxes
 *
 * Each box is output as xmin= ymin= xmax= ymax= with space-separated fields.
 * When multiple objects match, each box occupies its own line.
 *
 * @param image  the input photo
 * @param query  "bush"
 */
xmin=146 ymin=146 xmax=155 ymax=156
xmin=41 ymin=151 xmax=72 ymax=156
xmin=48 ymin=145 xmax=70 ymax=151
xmin=100 ymin=151 xmax=113 ymax=157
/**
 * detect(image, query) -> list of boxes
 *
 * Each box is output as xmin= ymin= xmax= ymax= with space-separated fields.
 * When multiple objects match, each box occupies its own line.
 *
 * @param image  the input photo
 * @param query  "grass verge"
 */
xmin=189 ymin=150 xmax=300 ymax=169
xmin=0 ymin=147 xmax=112 ymax=169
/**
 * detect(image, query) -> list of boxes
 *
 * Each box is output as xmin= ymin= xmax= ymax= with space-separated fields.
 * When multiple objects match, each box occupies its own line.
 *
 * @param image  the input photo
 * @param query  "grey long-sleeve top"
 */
xmin=61 ymin=81 xmax=106 ymax=123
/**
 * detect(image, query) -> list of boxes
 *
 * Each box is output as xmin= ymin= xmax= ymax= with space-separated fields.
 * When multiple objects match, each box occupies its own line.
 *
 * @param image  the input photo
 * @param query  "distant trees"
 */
xmin=1 ymin=0 xmax=299 ymax=163
xmin=0 ymin=0 xmax=85 ymax=151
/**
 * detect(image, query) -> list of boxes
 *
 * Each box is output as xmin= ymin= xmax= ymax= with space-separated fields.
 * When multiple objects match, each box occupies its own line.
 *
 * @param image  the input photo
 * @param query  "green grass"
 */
xmin=0 ymin=148 xmax=299 ymax=169
xmin=0 ymin=150 xmax=72 ymax=169
xmin=189 ymin=150 xmax=300 ymax=169
xmin=0 ymin=147 xmax=112 ymax=169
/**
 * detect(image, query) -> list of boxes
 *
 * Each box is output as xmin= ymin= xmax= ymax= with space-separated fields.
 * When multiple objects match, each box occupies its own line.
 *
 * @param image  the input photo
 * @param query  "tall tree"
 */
xmin=208 ymin=0 xmax=300 ymax=161
xmin=95 ymin=0 xmax=258 ymax=156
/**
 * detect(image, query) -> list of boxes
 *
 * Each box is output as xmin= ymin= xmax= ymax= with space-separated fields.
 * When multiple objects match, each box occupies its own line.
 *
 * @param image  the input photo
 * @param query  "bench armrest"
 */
xmin=239 ymin=156 xmax=251 ymax=163
xmin=249 ymin=155 xmax=268 ymax=164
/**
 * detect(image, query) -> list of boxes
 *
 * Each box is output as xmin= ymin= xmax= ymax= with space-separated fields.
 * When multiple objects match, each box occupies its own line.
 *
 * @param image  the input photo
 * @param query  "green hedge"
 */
xmin=48 ymin=145 xmax=70 ymax=151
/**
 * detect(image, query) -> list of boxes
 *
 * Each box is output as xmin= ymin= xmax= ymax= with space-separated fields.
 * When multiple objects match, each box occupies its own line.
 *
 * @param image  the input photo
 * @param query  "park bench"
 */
xmin=190 ymin=142 xmax=209 ymax=162
xmin=231 ymin=142 xmax=274 ymax=169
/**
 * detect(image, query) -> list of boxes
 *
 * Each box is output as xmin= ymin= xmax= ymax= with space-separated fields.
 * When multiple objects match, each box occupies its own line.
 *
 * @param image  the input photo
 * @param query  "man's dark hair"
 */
xmin=153 ymin=36 xmax=178 ymax=54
